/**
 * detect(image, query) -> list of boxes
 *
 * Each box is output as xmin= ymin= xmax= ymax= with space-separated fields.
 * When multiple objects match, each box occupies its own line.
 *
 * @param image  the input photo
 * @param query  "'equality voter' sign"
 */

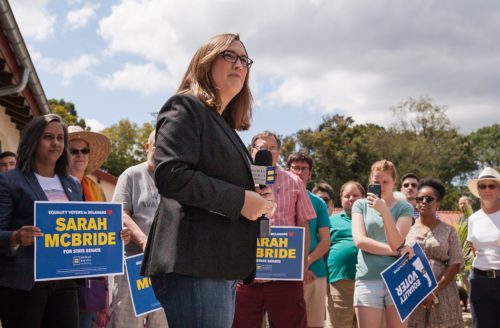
xmin=255 ymin=226 xmax=304 ymax=280
xmin=34 ymin=201 xmax=124 ymax=281
xmin=125 ymin=253 xmax=162 ymax=317
xmin=381 ymin=243 xmax=438 ymax=322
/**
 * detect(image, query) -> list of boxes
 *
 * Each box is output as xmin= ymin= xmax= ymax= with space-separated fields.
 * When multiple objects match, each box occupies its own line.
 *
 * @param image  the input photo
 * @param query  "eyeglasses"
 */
xmin=69 ymin=148 xmax=90 ymax=155
xmin=416 ymin=196 xmax=435 ymax=204
xmin=403 ymin=183 xmax=418 ymax=188
xmin=320 ymin=197 xmax=331 ymax=204
xmin=478 ymin=184 xmax=498 ymax=190
xmin=220 ymin=51 xmax=253 ymax=68
xmin=290 ymin=166 xmax=310 ymax=173
xmin=253 ymin=145 xmax=279 ymax=153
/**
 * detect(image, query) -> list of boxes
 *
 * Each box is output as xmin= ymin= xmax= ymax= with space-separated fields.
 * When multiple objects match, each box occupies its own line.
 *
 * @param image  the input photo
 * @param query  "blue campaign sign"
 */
xmin=125 ymin=253 xmax=162 ymax=317
xmin=381 ymin=243 xmax=438 ymax=322
xmin=255 ymin=226 xmax=304 ymax=281
xmin=34 ymin=201 xmax=124 ymax=281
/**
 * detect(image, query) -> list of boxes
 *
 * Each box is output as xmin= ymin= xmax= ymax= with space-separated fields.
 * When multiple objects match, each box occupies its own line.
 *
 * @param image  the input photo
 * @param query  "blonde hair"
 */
xmin=369 ymin=159 xmax=398 ymax=183
xmin=177 ymin=33 xmax=253 ymax=130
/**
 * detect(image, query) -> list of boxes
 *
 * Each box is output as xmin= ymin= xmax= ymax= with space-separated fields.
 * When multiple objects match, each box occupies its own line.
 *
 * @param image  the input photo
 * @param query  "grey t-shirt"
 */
xmin=112 ymin=162 xmax=159 ymax=256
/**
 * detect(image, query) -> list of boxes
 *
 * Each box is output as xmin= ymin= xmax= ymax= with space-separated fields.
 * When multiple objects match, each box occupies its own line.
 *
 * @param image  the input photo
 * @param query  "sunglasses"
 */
xmin=478 ymin=184 xmax=498 ymax=190
xmin=416 ymin=196 xmax=435 ymax=204
xmin=69 ymin=148 xmax=90 ymax=155
xmin=403 ymin=182 xmax=418 ymax=188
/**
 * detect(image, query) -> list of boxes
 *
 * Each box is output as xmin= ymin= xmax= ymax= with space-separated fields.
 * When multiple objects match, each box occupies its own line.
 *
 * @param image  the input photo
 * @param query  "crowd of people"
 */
xmin=0 ymin=32 xmax=499 ymax=328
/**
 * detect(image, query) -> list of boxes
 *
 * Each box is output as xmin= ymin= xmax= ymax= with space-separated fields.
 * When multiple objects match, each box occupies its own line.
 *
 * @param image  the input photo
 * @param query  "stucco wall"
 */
xmin=0 ymin=106 xmax=20 ymax=152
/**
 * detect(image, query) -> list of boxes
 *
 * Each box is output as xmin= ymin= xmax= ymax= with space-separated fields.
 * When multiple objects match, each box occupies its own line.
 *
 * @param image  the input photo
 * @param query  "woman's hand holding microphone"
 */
xmin=241 ymin=187 xmax=275 ymax=221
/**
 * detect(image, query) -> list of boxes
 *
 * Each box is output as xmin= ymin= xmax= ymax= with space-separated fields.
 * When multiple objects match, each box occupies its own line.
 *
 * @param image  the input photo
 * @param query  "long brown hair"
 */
xmin=16 ymin=114 xmax=69 ymax=176
xmin=177 ymin=33 xmax=253 ymax=130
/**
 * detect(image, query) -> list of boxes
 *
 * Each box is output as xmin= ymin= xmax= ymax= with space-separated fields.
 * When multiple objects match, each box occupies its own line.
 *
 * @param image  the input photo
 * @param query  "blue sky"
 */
xmin=10 ymin=0 xmax=500 ymax=146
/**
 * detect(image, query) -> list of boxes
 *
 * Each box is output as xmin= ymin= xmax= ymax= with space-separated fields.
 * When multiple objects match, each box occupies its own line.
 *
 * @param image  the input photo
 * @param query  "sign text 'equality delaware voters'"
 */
xmin=34 ymin=201 xmax=124 ymax=281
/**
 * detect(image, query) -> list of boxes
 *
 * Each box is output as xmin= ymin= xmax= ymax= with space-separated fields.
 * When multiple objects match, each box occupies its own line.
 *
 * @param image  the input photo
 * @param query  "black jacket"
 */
xmin=0 ymin=170 xmax=82 ymax=290
xmin=141 ymin=93 xmax=258 ymax=283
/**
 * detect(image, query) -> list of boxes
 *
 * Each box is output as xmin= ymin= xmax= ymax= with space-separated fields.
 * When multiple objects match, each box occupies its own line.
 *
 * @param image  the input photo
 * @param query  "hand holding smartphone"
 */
xmin=367 ymin=184 xmax=381 ymax=198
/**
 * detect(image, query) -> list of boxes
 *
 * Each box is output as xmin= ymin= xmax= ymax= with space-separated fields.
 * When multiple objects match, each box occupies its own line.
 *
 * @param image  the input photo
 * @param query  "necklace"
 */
xmin=417 ymin=219 xmax=439 ymax=243
xmin=425 ymin=220 xmax=438 ymax=236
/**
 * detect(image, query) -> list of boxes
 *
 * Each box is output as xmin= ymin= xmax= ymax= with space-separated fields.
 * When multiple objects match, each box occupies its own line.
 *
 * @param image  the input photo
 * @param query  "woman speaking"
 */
xmin=141 ymin=33 xmax=273 ymax=327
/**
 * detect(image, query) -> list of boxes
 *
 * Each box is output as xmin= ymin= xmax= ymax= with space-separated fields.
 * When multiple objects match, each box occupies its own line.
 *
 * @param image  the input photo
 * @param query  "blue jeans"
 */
xmin=78 ymin=311 xmax=96 ymax=328
xmin=151 ymin=272 xmax=237 ymax=328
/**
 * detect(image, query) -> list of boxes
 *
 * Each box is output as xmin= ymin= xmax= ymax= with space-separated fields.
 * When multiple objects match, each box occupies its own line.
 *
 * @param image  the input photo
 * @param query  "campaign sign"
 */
xmin=125 ymin=253 xmax=162 ymax=317
xmin=381 ymin=243 xmax=438 ymax=322
xmin=34 ymin=201 xmax=124 ymax=281
xmin=255 ymin=226 xmax=304 ymax=280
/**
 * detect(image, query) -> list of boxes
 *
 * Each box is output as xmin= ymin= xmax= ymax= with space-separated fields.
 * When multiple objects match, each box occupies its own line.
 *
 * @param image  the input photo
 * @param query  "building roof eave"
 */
xmin=0 ymin=0 xmax=50 ymax=117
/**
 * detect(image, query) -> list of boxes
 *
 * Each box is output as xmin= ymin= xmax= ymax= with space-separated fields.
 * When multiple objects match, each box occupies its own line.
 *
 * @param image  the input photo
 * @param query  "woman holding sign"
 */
xmin=352 ymin=160 xmax=414 ymax=328
xmin=404 ymin=178 xmax=464 ymax=328
xmin=0 ymin=114 xmax=83 ymax=327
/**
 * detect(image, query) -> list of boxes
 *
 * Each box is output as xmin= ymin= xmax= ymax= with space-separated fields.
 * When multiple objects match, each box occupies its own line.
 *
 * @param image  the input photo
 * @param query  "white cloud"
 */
xmin=59 ymin=54 xmax=99 ymax=85
xmin=33 ymin=53 xmax=99 ymax=85
xmin=85 ymin=118 xmax=106 ymax=131
xmin=94 ymin=0 xmax=500 ymax=133
xmin=65 ymin=3 xmax=99 ymax=30
xmin=10 ymin=0 xmax=56 ymax=41
xmin=97 ymin=0 xmax=218 ymax=78
xmin=98 ymin=63 xmax=173 ymax=95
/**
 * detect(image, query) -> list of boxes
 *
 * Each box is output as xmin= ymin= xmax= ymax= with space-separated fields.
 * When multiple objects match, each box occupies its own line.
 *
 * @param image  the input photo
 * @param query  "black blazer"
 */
xmin=141 ymin=93 xmax=258 ymax=282
xmin=0 ymin=169 xmax=82 ymax=291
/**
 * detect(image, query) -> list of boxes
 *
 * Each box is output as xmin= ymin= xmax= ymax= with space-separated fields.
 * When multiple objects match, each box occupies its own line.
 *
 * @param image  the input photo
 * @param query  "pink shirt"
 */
xmin=268 ymin=168 xmax=315 ymax=227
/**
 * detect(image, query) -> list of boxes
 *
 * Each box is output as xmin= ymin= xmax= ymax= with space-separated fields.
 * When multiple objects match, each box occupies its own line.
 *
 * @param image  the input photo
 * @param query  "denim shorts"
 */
xmin=353 ymin=279 xmax=393 ymax=309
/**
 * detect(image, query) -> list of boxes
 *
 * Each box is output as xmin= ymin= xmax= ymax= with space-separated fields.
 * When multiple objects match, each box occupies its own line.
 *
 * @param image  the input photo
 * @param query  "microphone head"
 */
xmin=254 ymin=149 xmax=273 ymax=166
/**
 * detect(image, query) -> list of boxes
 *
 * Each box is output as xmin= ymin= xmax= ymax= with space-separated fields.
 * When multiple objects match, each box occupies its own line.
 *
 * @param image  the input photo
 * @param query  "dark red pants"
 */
xmin=233 ymin=281 xmax=307 ymax=328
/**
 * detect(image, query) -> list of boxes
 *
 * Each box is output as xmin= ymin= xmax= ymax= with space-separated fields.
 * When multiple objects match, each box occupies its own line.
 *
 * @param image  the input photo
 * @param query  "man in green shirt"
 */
xmin=286 ymin=152 xmax=330 ymax=328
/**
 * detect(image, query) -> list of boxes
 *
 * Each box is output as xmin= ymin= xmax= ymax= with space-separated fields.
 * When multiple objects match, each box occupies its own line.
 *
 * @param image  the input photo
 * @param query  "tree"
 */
xmin=390 ymin=96 xmax=450 ymax=137
xmin=388 ymin=96 xmax=476 ymax=183
xmin=281 ymin=98 xmax=477 ymax=210
xmin=283 ymin=115 xmax=384 ymax=205
xmin=467 ymin=124 xmax=500 ymax=169
xmin=49 ymin=99 xmax=87 ymax=129
xmin=100 ymin=120 xmax=154 ymax=176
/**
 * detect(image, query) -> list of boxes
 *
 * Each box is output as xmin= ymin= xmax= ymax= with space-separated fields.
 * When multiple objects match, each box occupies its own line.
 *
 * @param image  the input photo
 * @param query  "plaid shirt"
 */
xmin=268 ymin=168 xmax=315 ymax=227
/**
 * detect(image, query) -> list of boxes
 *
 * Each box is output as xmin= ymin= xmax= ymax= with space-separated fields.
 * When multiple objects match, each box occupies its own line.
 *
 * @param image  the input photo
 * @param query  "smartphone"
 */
xmin=368 ymin=184 xmax=381 ymax=198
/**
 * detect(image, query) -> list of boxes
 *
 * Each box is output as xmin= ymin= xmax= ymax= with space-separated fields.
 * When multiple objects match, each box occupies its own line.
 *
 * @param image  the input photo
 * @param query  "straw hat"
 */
xmin=67 ymin=125 xmax=111 ymax=175
xmin=466 ymin=167 xmax=500 ymax=198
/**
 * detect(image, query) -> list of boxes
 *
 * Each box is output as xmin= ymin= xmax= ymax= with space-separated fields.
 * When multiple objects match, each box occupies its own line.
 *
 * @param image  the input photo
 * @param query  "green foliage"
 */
xmin=49 ymin=99 xmax=87 ymax=129
xmin=440 ymin=185 xmax=479 ymax=212
xmin=281 ymin=97 xmax=478 ymax=209
xmin=284 ymin=115 xmax=383 ymax=205
xmin=386 ymin=97 xmax=476 ymax=184
xmin=390 ymin=96 xmax=450 ymax=136
xmin=454 ymin=203 xmax=474 ymax=274
xmin=467 ymin=124 xmax=500 ymax=169
xmin=100 ymin=120 xmax=154 ymax=176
